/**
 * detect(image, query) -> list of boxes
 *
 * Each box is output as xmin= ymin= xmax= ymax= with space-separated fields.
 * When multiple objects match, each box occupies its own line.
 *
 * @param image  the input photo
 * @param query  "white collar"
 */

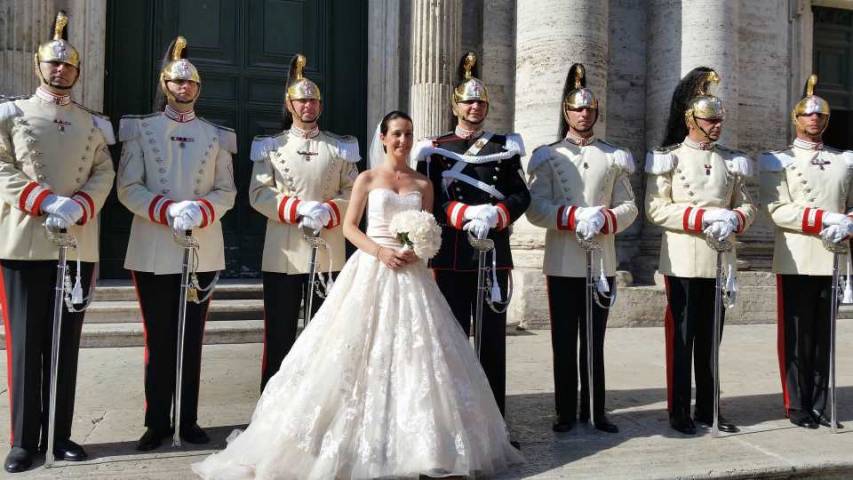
xmin=793 ymin=138 xmax=823 ymax=151
xmin=164 ymin=105 xmax=196 ymax=123
xmin=565 ymin=132 xmax=595 ymax=147
xmin=454 ymin=125 xmax=483 ymax=140
xmin=683 ymin=136 xmax=715 ymax=151
xmin=289 ymin=125 xmax=320 ymax=139
xmin=35 ymin=87 xmax=71 ymax=106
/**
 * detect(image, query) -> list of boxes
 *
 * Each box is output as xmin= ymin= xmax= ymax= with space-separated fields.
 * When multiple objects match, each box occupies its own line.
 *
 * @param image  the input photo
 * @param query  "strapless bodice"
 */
xmin=365 ymin=188 xmax=423 ymax=248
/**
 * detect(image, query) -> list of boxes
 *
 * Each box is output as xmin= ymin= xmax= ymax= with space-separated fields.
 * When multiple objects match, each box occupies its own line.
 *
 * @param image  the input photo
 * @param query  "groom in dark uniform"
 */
xmin=415 ymin=52 xmax=530 ymax=418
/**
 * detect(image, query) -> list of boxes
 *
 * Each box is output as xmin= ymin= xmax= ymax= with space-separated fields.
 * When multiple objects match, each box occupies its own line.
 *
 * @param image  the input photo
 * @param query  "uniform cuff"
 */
xmin=324 ymin=200 xmax=342 ymax=229
xmin=446 ymin=201 xmax=469 ymax=230
xmin=197 ymin=199 xmax=215 ymax=228
xmin=19 ymin=182 xmax=53 ymax=216
xmin=682 ymin=207 xmax=705 ymax=233
xmin=71 ymin=192 xmax=95 ymax=225
xmin=278 ymin=196 xmax=301 ymax=224
xmin=557 ymin=205 xmax=578 ymax=231
xmin=802 ymin=207 xmax=824 ymax=234
xmin=495 ymin=202 xmax=510 ymax=230
xmin=148 ymin=195 xmax=173 ymax=225
xmin=600 ymin=208 xmax=618 ymax=234
xmin=733 ymin=209 xmax=747 ymax=234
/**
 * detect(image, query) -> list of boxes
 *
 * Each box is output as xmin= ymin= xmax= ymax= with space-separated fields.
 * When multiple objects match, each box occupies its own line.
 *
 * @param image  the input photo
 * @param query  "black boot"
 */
xmin=789 ymin=410 xmax=818 ymax=429
xmin=137 ymin=427 xmax=172 ymax=451
xmin=4 ymin=447 xmax=34 ymax=473
xmin=180 ymin=423 xmax=210 ymax=444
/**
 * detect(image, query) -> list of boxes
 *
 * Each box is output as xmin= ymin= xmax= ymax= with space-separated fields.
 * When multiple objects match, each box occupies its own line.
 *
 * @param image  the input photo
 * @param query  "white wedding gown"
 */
xmin=192 ymin=188 xmax=522 ymax=480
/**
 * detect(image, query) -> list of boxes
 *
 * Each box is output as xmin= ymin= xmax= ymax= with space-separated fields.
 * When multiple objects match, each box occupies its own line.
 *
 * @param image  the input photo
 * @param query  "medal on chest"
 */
xmin=296 ymin=140 xmax=318 ymax=162
xmin=53 ymin=118 xmax=72 ymax=134
xmin=171 ymin=136 xmax=194 ymax=148
xmin=810 ymin=155 xmax=830 ymax=170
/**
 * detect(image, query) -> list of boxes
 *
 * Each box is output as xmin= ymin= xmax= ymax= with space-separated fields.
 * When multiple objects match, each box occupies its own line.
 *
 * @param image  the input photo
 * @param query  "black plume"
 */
xmin=661 ymin=66 xmax=715 ymax=147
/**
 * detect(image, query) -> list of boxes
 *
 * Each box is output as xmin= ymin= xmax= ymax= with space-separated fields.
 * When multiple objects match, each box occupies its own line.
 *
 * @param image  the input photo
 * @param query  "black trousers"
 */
xmin=0 ymin=259 xmax=94 ymax=450
xmin=434 ymin=269 xmax=509 ymax=415
xmin=131 ymin=270 xmax=215 ymax=432
xmin=260 ymin=271 xmax=330 ymax=391
xmin=546 ymin=275 xmax=614 ymax=421
xmin=663 ymin=276 xmax=725 ymax=419
xmin=776 ymin=274 xmax=832 ymax=416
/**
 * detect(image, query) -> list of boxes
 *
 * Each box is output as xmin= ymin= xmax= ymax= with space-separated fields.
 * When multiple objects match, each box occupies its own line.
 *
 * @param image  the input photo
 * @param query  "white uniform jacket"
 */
xmin=526 ymin=137 xmax=638 ymax=277
xmin=760 ymin=139 xmax=853 ymax=276
xmin=249 ymin=129 xmax=359 ymax=274
xmin=644 ymin=138 xmax=756 ymax=279
xmin=117 ymin=110 xmax=237 ymax=274
xmin=0 ymin=89 xmax=115 ymax=262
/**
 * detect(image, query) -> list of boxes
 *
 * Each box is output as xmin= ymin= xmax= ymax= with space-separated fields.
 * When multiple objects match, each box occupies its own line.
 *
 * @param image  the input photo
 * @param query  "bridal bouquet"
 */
xmin=389 ymin=210 xmax=442 ymax=260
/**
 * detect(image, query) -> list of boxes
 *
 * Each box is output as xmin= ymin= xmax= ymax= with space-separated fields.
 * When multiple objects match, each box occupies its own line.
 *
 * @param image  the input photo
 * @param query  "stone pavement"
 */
xmin=1 ymin=322 xmax=852 ymax=479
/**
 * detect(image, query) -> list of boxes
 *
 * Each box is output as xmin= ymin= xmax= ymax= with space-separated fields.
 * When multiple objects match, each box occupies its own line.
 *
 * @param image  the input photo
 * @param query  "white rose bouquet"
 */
xmin=388 ymin=210 xmax=442 ymax=260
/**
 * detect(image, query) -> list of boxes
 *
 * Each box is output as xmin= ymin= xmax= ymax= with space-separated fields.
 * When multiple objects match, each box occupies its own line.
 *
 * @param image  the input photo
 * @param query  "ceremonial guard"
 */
xmin=415 ymin=52 xmax=530 ymax=417
xmin=644 ymin=67 xmax=755 ymax=435
xmin=117 ymin=37 xmax=236 ymax=450
xmin=0 ymin=12 xmax=115 ymax=472
xmin=760 ymin=75 xmax=850 ymax=429
xmin=249 ymin=54 xmax=359 ymax=391
xmin=526 ymin=64 xmax=637 ymax=433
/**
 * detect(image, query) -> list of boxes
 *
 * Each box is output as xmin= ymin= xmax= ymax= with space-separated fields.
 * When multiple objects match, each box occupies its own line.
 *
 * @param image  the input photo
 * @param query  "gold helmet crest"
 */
xmin=684 ymin=68 xmax=725 ymax=130
xmin=792 ymin=74 xmax=830 ymax=125
xmin=452 ymin=52 xmax=489 ymax=104
xmin=286 ymin=54 xmax=322 ymax=101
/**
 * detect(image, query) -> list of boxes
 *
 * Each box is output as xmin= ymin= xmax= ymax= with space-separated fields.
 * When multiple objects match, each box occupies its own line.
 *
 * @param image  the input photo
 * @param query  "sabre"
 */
xmin=822 ymin=236 xmax=847 ymax=434
xmin=467 ymin=231 xmax=495 ymax=358
xmin=301 ymin=225 xmax=327 ymax=327
xmin=172 ymin=230 xmax=198 ymax=447
xmin=705 ymin=233 xmax=734 ymax=438
xmin=575 ymin=232 xmax=614 ymax=427
xmin=44 ymin=226 xmax=76 ymax=467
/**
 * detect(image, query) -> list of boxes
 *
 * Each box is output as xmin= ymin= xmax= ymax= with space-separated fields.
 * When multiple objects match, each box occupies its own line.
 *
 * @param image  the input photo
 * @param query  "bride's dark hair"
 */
xmin=380 ymin=110 xmax=413 ymax=135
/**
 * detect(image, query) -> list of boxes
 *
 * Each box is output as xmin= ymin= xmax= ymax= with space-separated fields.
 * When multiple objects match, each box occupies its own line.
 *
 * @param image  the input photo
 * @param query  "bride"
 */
xmin=192 ymin=111 xmax=522 ymax=479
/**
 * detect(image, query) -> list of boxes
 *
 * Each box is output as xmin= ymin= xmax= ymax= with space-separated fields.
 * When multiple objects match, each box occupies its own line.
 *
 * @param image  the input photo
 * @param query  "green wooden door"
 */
xmin=813 ymin=6 xmax=853 ymax=149
xmin=102 ymin=0 xmax=367 ymax=278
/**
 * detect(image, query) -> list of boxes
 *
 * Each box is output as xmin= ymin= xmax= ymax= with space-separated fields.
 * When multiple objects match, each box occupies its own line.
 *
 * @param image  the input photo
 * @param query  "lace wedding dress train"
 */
xmin=192 ymin=188 xmax=521 ymax=479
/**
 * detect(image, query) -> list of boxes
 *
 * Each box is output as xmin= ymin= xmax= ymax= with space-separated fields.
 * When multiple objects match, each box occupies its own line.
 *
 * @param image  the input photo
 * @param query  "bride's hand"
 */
xmin=398 ymin=248 xmax=418 ymax=264
xmin=377 ymin=246 xmax=405 ymax=269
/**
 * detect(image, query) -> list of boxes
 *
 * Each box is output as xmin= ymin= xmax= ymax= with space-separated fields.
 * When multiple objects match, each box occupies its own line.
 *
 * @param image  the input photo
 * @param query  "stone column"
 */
xmin=481 ymin=0 xmax=515 ymax=134
xmin=367 ymin=0 xmax=401 ymax=139
xmin=645 ymin=0 xmax=739 ymax=149
xmin=409 ymin=0 xmax=461 ymax=141
xmin=512 ymin=0 xmax=609 ymax=328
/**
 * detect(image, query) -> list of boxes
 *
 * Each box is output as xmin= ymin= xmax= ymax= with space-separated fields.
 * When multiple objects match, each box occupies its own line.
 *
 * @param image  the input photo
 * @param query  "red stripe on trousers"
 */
xmin=130 ymin=272 xmax=150 ymax=413
xmin=663 ymin=276 xmax=675 ymax=413
xmin=0 ymin=265 xmax=16 ymax=445
xmin=775 ymin=274 xmax=791 ymax=415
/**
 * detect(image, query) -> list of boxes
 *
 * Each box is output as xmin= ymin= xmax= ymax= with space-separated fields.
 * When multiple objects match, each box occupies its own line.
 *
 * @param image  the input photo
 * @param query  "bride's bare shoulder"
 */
xmin=413 ymin=175 xmax=433 ymax=194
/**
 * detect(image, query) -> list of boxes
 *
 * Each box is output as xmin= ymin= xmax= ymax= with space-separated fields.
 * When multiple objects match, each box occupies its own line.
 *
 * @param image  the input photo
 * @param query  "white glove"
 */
xmin=41 ymin=195 xmax=83 ymax=224
xmin=575 ymin=220 xmax=596 ymax=241
xmin=575 ymin=206 xmax=605 ymax=234
xmin=823 ymin=212 xmax=849 ymax=227
xmin=296 ymin=200 xmax=321 ymax=218
xmin=308 ymin=203 xmax=332 ymax=227
xmin=821 ymin=218 xmax=853 ymax=244
xmin=703 ymin=208 xmax=738 ymax=229
xmin=45 ymin=214 xmax=69 ymax=231
xmin=476 ymin=206 xmax=499 ymax=229
xmin=463 ymin=218 xmax=490 ymax=239
xmin=299 ymin=216 xmax=324 ymax=233
xmin=463 ymin=204 xmax=492 ymax=221
xmin=171 ymin=214 xmax=194 ymax=235
xmin=167 ymin=200 xmax=194 ymax=220
xmin=704 ymin=220 xmax=734 ymax=242
xmin=181 ymin=202 xmax=203 ymax=227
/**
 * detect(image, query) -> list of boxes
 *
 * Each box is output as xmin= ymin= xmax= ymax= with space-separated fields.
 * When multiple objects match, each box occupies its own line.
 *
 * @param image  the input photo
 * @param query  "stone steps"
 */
xmin=84 ymin=299 xmax=264 ymax=323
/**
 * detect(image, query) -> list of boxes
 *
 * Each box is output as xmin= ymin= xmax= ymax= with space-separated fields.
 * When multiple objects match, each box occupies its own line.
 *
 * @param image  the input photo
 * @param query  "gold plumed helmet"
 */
xmin=792 ymin=74 xmax=830 ymax=124
xmin=286 ymin=54 xmax=322 ymax=101
xmin=563 ymin=64 xmax=598 ymax=111
xmin=159 ymin=36 xmax=201 ymax=104
xmin=452 ymin=52 xmax=489 ymax=104
xmin=34 ymin=11 xmax=80 ymax=86
xmin=684 ymin=69 xmax=725 ymax=130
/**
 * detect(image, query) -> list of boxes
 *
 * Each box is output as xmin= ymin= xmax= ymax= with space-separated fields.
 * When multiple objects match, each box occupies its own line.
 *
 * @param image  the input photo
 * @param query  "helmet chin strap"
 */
xmin=693 ymin=114 xmax=716 ymax=142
